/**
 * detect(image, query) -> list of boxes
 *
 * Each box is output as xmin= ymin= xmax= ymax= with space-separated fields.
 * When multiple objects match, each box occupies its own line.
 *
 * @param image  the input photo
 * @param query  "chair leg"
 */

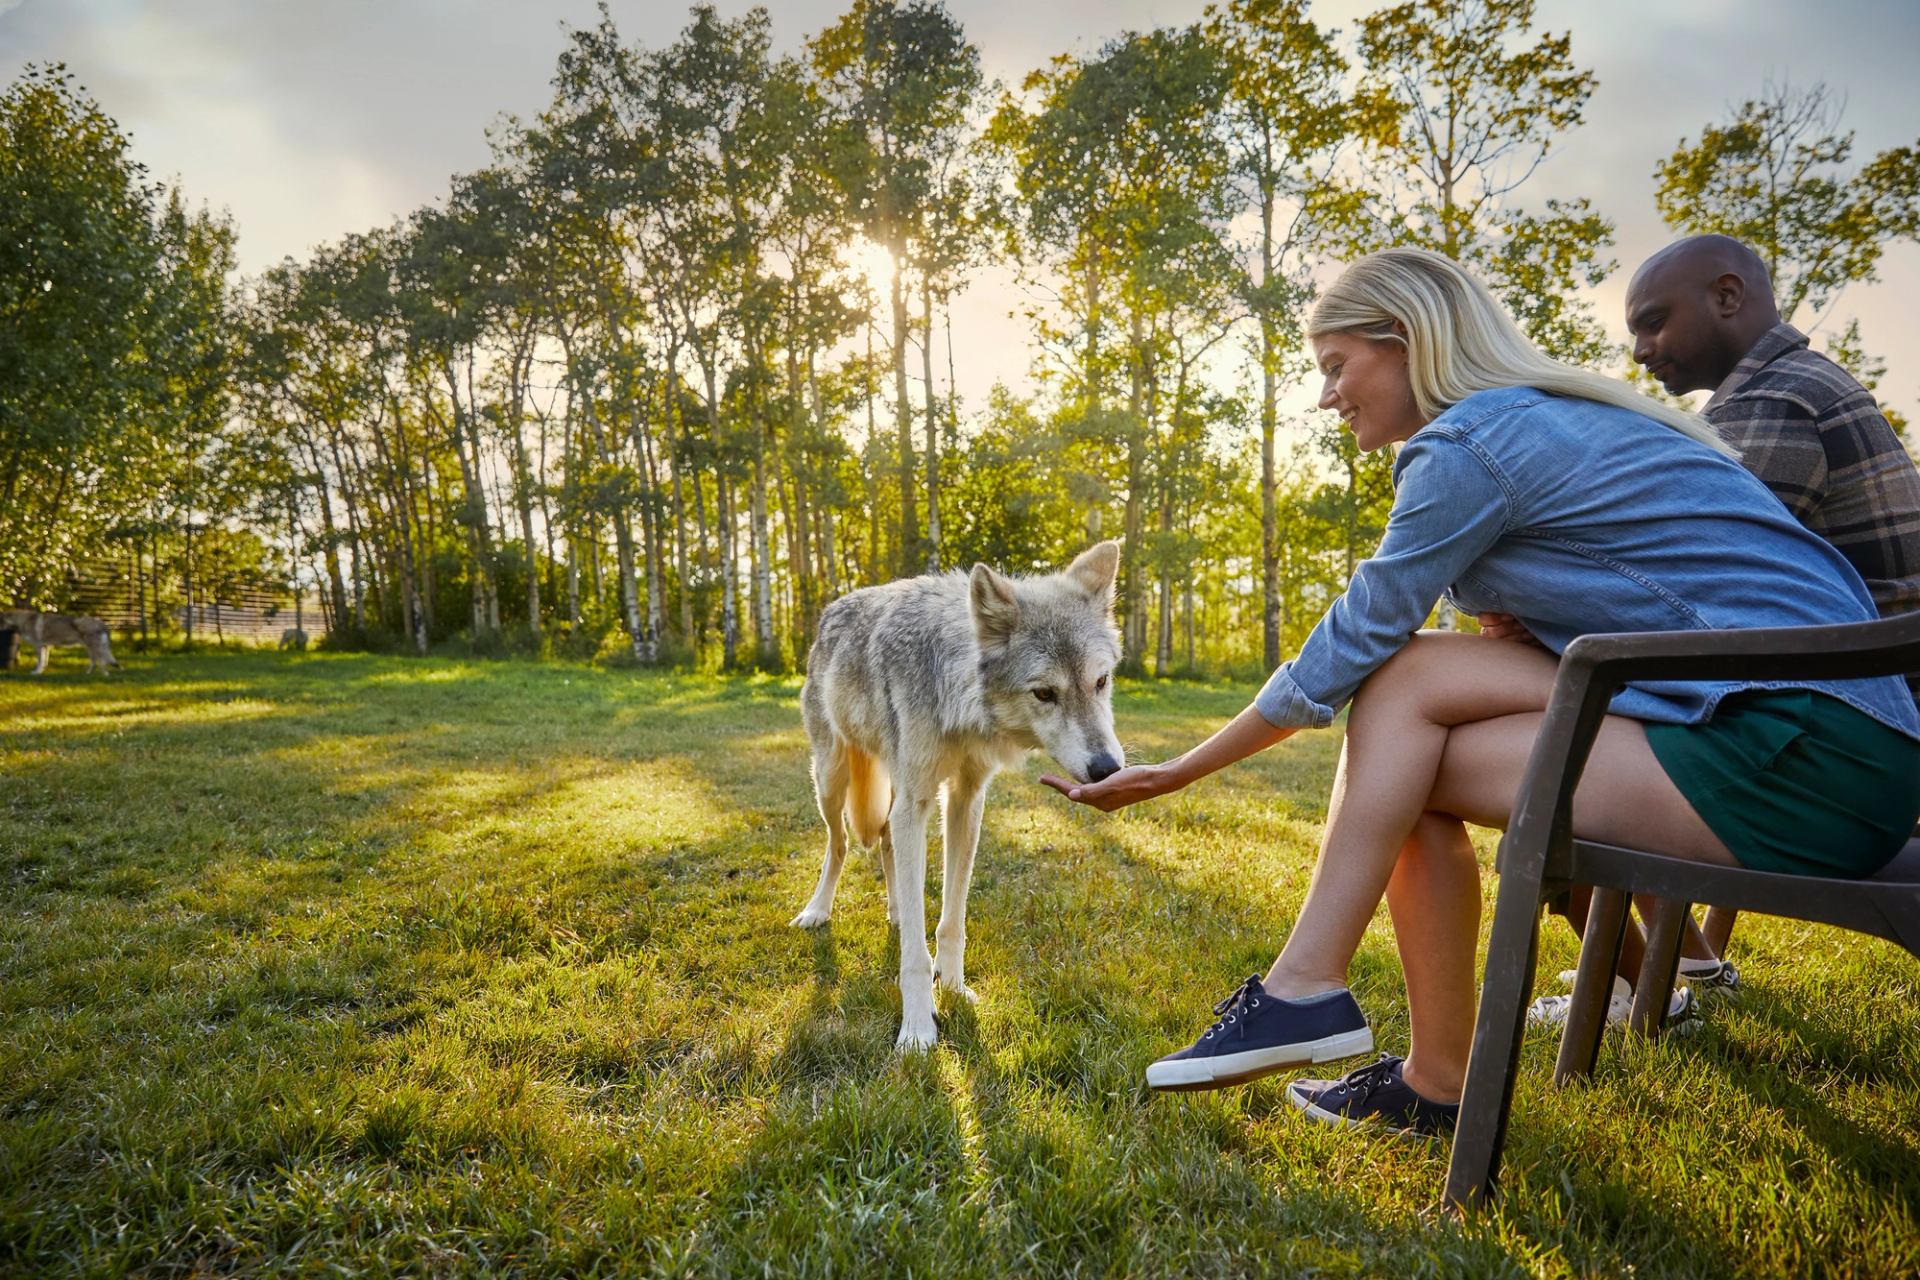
xmin=1445 ymin=871 xmax=1545 ymax=1210
xmin=1554 ymin=887 xmax=1629 ymax=1085
xmin=1630 ymin=898 xmax=1689 ymax=1036
xmin=1875 ymin=892 xmax=1920 ymax=959
xmin=1701 ymin=905 xmax=1739 ymax=957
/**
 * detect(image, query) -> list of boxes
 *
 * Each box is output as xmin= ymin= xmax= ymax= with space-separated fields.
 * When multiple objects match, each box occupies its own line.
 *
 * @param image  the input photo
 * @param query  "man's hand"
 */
xmin=1477 ymin=612 xmax=1541 ymax=647
xmin=1039 ymin=762 xmax=1177 ymax=813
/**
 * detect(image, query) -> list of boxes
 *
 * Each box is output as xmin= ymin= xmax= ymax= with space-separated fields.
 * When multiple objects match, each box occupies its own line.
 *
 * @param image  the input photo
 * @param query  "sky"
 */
xmin=5 ymin=0 xmax=1919 ymax=424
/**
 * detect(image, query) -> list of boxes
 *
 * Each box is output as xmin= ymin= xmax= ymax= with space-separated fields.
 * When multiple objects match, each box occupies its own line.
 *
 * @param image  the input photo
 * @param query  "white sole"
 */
xmin=1287 ymin=1088 xmax=1445 ymax=1140
xmin=1145 ymin=1026 xmax=1374 ymax=1092
xmin=1527 ymin=989 xmax=1691 ymax=1028
xmin=1290 ymin=1091 xmax=1361 ymax=1128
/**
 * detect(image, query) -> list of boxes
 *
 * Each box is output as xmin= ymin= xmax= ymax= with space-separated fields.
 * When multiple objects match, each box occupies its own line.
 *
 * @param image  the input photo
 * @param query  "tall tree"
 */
xmin=992 ymin=24 xmax=1233 ymax=664
xmin=812 ymin=0 xmax=983 ymax=577
xmin=1333 ymin=0 xmax=1614 ymax=365
xmin=1204 ymin=0 xmax=1364 ymax=670
xmin=0 ymin=64 xmax=164 ymax=602
xmin=151 ymin=191 xmax=242 ymax=643
xmin=1655 ymin=79 xmax=1919 ymax=394
xmin=392 ymin=190 xmax=512 ymax=642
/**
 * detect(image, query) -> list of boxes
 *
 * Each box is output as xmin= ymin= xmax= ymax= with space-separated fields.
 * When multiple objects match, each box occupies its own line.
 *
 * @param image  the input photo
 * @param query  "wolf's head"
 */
xmin=970 ymin=542 xmax=1125 ymax=784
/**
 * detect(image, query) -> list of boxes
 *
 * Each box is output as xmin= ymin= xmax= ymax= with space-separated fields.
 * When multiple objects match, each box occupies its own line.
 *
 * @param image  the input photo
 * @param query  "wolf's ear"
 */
xmin=969 ymin=563 xmax=1020 ymax=648
xmin=1065 ymin=540 xmax=1120 ymax=604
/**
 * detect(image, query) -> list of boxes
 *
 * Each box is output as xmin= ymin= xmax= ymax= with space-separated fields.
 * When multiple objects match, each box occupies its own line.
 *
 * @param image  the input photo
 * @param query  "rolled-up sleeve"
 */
xmin=1254 ymin=433 xmax=1515 ymax=728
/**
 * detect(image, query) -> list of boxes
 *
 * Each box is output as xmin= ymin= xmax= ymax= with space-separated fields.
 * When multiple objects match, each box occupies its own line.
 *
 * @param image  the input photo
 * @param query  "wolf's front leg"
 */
xmin=889 ymin=788 xmax=938 ymax=1051
xmin=933 ymin=773 xmax=990 ymax=1004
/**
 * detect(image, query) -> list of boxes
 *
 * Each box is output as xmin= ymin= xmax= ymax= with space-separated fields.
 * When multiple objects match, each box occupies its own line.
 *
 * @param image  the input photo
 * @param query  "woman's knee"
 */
xmin=1395 ymin=811 xmax=1475 ymax=875
xmin=1354 ymin=631 xmax=1559 ymax=730
xmin=1351 ymin=632 xmax=1462 ymax=718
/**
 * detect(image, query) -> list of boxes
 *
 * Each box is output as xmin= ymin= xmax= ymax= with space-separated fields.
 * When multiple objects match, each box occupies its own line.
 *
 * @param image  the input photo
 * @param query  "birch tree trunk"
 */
xmin=921 ymin=275 xmax=940 ymax=572
xmin=891 ymin=256 xmax=918 ymax=576
xmin=506 ymin=346 xmax=541 ymax=636
xmin=1122 ymin=310 xmax=1150 ymax=665
xmin=718 ymin=476 xmax=739 ymax=668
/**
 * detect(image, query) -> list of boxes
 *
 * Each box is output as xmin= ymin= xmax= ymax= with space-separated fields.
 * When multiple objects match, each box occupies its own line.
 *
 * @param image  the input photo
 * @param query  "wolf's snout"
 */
xmin=1086 ymin=753 xmax=1120 ymax=783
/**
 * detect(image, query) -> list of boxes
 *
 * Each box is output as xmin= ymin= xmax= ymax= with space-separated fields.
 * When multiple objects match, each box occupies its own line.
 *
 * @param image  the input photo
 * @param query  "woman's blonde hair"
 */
xmin=1306 ymin=247 xmax=1737 ymax=457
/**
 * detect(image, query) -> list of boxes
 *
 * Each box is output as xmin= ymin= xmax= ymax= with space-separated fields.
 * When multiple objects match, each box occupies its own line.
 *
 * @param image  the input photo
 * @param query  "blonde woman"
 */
xmin=1043 ymin=248 xmax=1920 ymax=1135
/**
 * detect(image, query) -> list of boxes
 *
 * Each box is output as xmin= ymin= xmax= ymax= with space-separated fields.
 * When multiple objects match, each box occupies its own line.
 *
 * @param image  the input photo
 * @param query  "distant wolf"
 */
xmin=792 ymin=542 xmax=1125 ymax=1051
xmin=279 ymin=628 xmax=309 ymax=651
xmin=1 ymin=608 xmax=118 ymax=674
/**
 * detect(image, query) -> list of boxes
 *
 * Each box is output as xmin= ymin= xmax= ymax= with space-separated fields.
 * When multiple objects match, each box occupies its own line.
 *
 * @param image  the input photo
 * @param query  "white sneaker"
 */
xmin=1528 ymin=975 xmax=1690 ymax=1027
xmin=1677 ymin=958 xmax=1741 ymax=998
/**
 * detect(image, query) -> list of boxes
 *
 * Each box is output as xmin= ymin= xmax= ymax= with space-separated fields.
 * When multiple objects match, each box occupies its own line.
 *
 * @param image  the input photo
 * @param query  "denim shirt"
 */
xmin=1254 ymin=386 xmax=1920 ymax=741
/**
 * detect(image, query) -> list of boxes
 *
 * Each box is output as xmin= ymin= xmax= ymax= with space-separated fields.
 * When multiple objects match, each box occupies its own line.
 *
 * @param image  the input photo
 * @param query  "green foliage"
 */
xmin=1331 ymin=0 xmax=1616 ymax=365
xmin=0 ymin=65 xmax=242 ymax=606
xmin=1655 ymin=80 xmax=1919 ymax=406
xmin=811 ymin=1 xmax=983 ymax=261
xmin=1655 ymin=81 xmax=1919 ymax=325
xmin=19 ymin=5 xmax=1906 ymax=684
xmin=940 ymin=390 xmax=1092 ymax=572
xmin=0 ymin=64 xmax=154 ymax=468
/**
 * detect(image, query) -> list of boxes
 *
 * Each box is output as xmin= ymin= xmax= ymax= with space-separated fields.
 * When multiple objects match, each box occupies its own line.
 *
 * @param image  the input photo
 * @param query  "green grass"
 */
xmin=1 ymin=651 xmax=1915 ymax=1277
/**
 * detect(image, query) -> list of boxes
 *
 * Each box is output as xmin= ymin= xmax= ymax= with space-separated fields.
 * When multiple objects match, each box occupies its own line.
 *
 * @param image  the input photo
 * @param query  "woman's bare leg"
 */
xmin=1258 ymin=632 xmax=1736 ymax=1103
xmin=1385 ymin=812 xmax=1482 ymax=1101
xmin=1260 ymin=633 xmax=1565 ymax=999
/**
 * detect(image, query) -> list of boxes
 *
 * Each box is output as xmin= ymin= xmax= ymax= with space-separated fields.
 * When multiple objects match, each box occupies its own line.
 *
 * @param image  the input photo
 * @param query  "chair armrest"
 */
xmin=1561 ymin=609 xmax=1920 ymax=685
xmin=1497 ymin=611 xmax=1920 ymax=882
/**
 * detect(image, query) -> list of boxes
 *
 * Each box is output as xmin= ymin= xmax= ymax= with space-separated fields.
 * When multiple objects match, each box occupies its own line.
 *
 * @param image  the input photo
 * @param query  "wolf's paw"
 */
xmin=896 ymin=1013 xmax=938 ymax=1052
xmin=789 ymin=905 xmax=832 ymax=929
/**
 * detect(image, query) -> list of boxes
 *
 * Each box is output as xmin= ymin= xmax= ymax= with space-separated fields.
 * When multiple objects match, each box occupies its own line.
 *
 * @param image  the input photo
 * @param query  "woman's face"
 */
xmin=1312 ymin=330 xmax=1426 ymax=451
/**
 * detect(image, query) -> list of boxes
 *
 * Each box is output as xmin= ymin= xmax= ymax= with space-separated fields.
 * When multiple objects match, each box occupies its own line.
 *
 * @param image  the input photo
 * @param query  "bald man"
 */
xmin=1627 ymin=234 xmax=1920 ymax=659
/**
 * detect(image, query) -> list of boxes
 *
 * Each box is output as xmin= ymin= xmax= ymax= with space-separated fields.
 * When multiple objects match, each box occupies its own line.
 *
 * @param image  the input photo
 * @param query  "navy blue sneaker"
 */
xmin=1145 ymin=976 xmax=1373 ymax=1091
xmin=1286 ymin=1054 xmax=1459 ymax=1136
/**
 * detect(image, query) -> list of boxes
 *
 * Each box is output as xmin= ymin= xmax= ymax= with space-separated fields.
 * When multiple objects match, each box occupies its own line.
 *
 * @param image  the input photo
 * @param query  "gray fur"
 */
xmin=2 ymin=608 xmax=117 ymax=675
xmin=791 ymin=542 xmax=1125 ymax=1050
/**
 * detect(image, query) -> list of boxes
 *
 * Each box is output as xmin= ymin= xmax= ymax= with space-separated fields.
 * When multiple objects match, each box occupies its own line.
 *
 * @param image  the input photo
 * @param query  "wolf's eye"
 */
xmin=1032 ymin=688 xmax=1056 ymax=704
xmin=1094 ymin=674 xmax=1109 ymax=692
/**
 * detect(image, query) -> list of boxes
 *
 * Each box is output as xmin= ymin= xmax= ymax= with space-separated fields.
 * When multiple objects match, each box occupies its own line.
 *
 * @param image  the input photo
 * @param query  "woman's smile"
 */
xmin=1312 ymin=329 xmax=1424 ymax=450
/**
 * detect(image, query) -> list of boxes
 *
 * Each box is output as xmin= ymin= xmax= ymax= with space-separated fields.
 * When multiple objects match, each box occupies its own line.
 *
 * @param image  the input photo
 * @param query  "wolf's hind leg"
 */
xmin=933 ymin=770 xmax=990 ymax=1004
xmin=876 ymin=825 xmax=898 ymax=926
xmin=31 ymin=644 xmax=47 ymax=675
xmin=889 ymin=786 xmax=939 ymax=1051
xmin=791 ymin=735 xmax=852 ymax=929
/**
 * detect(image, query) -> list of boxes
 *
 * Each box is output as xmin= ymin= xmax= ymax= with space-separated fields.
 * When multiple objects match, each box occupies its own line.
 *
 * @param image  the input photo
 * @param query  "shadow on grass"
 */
xmin=3 ymin=654 xmax=1913 ymax=1277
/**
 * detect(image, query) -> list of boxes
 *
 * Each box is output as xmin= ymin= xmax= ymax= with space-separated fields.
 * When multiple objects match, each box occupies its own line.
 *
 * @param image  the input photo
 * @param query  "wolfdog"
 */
xmin=792 ymin=542 xmax=1125 ymax=1050
xmin=2 ymin=609 xmax=118 ymax=675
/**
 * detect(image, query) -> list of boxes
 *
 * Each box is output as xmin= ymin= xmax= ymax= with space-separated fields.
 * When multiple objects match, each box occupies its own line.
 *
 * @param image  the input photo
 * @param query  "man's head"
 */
xmin=1625 ymin=235 xmax=1781 ymax=395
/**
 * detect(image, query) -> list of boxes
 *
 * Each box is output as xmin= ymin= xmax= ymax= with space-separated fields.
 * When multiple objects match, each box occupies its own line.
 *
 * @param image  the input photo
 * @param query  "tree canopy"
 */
xmin=4 ymin=5 xmax=1914 ymax=672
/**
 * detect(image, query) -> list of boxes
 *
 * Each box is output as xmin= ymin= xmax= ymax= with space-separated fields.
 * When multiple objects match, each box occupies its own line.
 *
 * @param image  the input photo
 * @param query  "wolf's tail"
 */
xmin=843 ymin=744 xmax=890 ymax=848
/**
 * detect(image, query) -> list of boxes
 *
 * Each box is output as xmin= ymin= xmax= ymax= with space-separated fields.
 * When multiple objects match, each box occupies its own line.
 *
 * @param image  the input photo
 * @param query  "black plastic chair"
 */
xmin=1444 ymin=610 xmax=1920 ymax=1210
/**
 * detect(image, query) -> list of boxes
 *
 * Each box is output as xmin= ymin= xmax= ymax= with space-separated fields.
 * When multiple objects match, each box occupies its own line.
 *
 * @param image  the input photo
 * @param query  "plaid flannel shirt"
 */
xmin=1706 ymin=324 xmax=1920 ymax=698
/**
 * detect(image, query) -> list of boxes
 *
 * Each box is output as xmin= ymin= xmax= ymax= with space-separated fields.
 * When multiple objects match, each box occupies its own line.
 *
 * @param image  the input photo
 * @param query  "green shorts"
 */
xmin=1645 ymin=690 xmax=1920 ymax=879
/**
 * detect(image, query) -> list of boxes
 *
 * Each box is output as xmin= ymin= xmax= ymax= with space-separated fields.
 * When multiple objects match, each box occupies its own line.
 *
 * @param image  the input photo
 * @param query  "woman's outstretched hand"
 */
xmin=1039 ymin=762 xmax=1176 ymax=813
xmin=1042 ymin=703 xmax=1294 ymax=814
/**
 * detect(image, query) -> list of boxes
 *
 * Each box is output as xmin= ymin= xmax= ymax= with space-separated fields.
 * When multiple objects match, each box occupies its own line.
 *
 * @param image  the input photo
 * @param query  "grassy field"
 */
xmin=1 ymin=651 xmax=1916 ymax=1277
